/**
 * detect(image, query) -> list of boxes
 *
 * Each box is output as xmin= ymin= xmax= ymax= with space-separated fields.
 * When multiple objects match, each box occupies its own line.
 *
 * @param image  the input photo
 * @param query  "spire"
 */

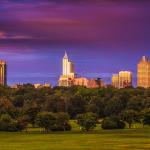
xmin=63 ymin=51 xmax=68 ymax=59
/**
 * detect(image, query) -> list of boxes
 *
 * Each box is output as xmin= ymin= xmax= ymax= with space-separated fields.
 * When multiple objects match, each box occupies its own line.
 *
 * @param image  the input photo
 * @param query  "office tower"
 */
xmin=112 ymin=71 xmax=132 ymax=88
xmin=0 ymin=60 xmax=7 ymax=86
xmin=112 ymin=74 xmax=119 ymax=88
xmin=137 ymin=56 xmax=150 ymax=88
xmin=59 ymin=51 xmax=75 ymax=86
xmin=62 ymin=51 xmax=75 ymax=78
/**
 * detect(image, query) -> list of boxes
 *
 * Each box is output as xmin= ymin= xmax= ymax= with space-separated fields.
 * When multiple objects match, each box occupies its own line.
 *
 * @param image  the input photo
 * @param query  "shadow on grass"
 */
xmin=0 ymin=127 xmax=149 ymax=136
xmin=17 ymin=128 xmax=150 ymax=135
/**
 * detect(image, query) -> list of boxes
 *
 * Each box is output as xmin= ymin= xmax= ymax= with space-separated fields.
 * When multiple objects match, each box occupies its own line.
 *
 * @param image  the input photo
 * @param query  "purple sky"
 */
xmin=0 ymin=0 xmax=150 ymax=86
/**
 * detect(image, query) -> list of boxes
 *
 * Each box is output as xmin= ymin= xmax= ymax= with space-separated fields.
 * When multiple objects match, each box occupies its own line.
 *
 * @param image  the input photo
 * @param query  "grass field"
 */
xmin=0 ymin=122 xmax=150 ymax=150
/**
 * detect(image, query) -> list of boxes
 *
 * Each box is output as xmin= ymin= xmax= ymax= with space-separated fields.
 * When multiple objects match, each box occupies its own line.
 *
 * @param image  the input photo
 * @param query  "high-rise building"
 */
xmin=112 ymin=71 xmax=132 ymax=88
xmin=137 ymin=56 xmax=150 ymax=88
xmin=0 ymin=60 xmax=7 ymax=86
xmin=62 ymin=51 xmax=75 ymax=78
xmin=118 ymin=71 xmax=132 ymax=88
xmin=58 ymin=51 xmax=75 ymax=86
xmin=112 ymin=74 xmax=119 ymax=88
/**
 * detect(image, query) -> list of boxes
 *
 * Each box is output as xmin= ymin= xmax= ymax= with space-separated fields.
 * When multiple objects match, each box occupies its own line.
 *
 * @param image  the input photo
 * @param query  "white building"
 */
xmin=59 ymin=51 xmax=75 ymax=86
xmin=62 ymin=51 xmax=75 ymax=78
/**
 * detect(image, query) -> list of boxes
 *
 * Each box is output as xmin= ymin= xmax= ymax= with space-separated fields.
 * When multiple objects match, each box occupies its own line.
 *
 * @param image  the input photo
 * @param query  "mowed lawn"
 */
xmin=0 ymin=128 xmax=150 ymax=150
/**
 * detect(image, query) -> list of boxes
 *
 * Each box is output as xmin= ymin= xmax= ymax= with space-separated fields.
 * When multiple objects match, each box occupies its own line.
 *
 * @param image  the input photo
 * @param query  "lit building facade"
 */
xmin=34 ymin=83 xmax=51 ymax=89
xmin=0 ymin=60 xmax=7 ymax=86
xmin=112 ymin=71 xmax=132 ymax=88
xmin=74 ymin=77 xmax=88 ymax=87
xmin=112 ymin=74 xmax=119 ymax=88
xmin=119 ymin=71 xmax=132 ymax=88
xmin=137 ymin=56 xmax=150 ymax=88
xmin=74 ymin=77 xmax=105 ymax=88
xmin=59 ymin=51 xmax=75 ymax=87
xmin=62 ymin=51 xmax=75 ymax=78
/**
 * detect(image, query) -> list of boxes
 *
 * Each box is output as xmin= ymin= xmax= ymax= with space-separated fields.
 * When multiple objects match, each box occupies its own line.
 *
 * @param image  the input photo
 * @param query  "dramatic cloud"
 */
xmin=0 ymin=0 xmax=150 ymax=85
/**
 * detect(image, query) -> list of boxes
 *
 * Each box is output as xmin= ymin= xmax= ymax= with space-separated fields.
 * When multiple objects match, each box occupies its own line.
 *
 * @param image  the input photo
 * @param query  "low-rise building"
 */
xmin=74 ymin=77 xmax=105 ymax=88
xmin=34 ymin=83 xmax=51 ymax=89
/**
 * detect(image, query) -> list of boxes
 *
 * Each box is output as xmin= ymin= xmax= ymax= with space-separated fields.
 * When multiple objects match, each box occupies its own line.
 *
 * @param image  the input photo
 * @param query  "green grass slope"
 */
xmin=0 ymin=128 xmax=149 ymax=150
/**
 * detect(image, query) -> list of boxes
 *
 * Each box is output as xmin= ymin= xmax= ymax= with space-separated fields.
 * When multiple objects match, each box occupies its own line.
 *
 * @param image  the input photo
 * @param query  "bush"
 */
xmin=101 ymin=116 xmax=125 ymax=130
xmin=36 ymin=112 xmax=71 ymax=132
xmin=51 ymin=122 xmax=71 ymax=131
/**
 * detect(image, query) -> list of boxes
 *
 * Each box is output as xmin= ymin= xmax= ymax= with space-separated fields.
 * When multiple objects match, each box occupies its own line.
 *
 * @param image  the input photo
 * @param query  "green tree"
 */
xmin=0 ymin=114 xmax=26 ymax=132
xmin=12 ymin=95 xmax=24 ymax=107
xmin=142 ymin=110 xmax=150 ymax=126
xmin=52 ymin=112 xmax=71 ymax=131
xmin=17 ymin=115 xmax=29 ymax=131
xmin=101 ymin=116 xmax=125 ymax=130
xmin=127 ymin=96 xmax=144 ymax=111
xmin=104 ymin=96 xmax=126 ymax=116
xmin=36 ymin=112 xmax=56 ymax=132
xmin=76 ymin=112 xmax=97 ymax=131
xmin=0 ymin=97 xmax=13 ymax=114
xmin=23 ymin=100 xmax=40 ymax=125
xmin=121 ymin=110 xmax=139 ymax=128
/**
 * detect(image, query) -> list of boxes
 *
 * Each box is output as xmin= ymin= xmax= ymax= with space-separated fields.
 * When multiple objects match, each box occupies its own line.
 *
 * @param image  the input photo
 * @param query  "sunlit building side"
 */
xmin=59 ymin=51 xmax=75 ymax=87
xmin=74 ymin=77 xmax=105 ymax=88
xmin=119 ymin=71 xmax=132 ymax=88
xmin=112 ymin=74 xmax=119 ymax=88
xmin=0 ymin=60 xmax=7 ymax=86
xmin=137 ymin=56 xmax=150 ymax=88
xmin=112 ymin=71 xmax=132 ymax=88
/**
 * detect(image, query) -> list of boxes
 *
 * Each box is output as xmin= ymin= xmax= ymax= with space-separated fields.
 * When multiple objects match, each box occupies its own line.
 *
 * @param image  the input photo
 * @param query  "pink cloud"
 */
xmin=0 ymin=31 xmax=7 ymax=39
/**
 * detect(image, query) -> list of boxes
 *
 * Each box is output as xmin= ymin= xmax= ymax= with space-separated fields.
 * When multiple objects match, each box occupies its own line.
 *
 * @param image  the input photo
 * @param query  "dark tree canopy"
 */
xmin=0 ymin=85 xmax=149 ymax=131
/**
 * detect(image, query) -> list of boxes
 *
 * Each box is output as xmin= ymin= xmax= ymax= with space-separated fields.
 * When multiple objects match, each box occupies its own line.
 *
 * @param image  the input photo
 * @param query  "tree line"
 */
xmin=0 ymin=84 xmax=149 ymax=132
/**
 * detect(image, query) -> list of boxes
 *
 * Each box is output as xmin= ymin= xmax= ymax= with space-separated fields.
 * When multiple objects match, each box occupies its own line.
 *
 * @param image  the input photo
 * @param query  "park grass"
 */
xmin=0 ymin=122 xmax=150 ymax=150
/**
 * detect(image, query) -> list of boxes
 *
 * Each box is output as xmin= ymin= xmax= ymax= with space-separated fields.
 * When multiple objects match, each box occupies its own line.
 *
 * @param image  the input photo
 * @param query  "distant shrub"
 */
xmin=36 ymin=112 xmax=71 ymax=132
xmin=51 ymin=122 xmax=71 ymax=131
xmin=101 ymin=116 xmax=125 ymax=130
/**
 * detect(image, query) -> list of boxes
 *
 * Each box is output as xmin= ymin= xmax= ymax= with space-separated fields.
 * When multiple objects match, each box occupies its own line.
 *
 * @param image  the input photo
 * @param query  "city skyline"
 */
xmin=0 ymin=0 xmax=150 ymax=85
xmin=0 ymin=51 xmax=149 ymax=87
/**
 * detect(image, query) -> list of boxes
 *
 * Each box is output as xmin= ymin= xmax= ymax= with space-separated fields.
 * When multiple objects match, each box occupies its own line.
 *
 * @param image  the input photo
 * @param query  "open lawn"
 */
xmin=0 ymin=128 xmax=150 ymax=150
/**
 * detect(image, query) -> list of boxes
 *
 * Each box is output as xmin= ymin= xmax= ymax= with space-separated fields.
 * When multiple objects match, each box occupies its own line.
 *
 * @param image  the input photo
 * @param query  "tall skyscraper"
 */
xmin=0 ymin=60 xmax=7 ymax=86
xmin=58 ymin=51 xmax=75 ymax=86
xmin=112 ymin=71 xmax=132 ymax=88
xmin=137 ymin=56 xmax=150 ymax=88
xmin=62 ymin=51 xmax=75 ymax=78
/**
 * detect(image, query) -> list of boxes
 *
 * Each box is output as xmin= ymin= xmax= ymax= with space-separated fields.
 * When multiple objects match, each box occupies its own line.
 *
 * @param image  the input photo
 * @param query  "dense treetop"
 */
xmin=0 ymin=85 xmax=149 ymax=131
